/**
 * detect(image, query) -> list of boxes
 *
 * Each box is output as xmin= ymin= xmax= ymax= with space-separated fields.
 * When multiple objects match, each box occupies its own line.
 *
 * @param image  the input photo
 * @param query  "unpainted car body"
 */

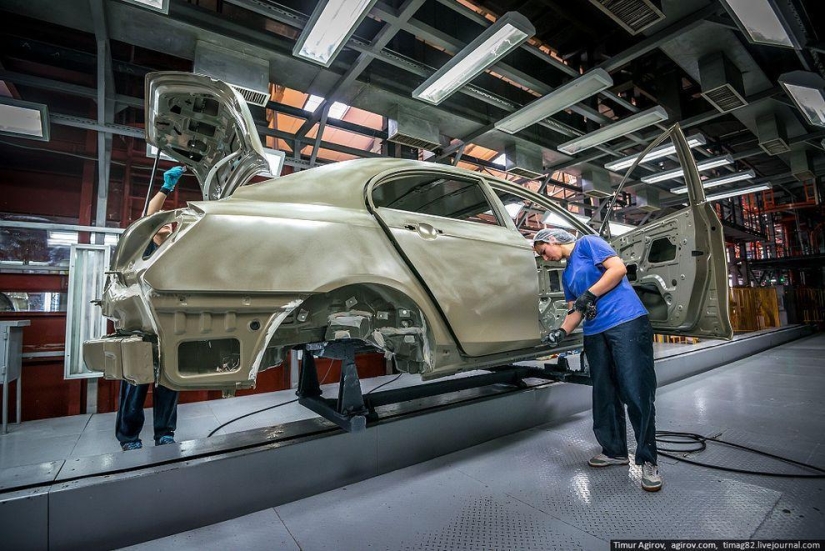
xmin=84 ymin=73 xmax=733 ymax=393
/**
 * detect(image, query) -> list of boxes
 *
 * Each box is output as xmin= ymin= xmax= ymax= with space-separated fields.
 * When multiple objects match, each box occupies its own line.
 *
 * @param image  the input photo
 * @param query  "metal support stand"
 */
xmin=297 ymin=345 xmax=592 ymax=433
xmin=297 ymin=342 xmax=368 ymax=432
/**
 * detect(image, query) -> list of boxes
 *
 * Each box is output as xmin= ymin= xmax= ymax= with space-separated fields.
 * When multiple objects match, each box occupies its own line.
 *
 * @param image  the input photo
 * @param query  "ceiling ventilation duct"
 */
xmin=580 ymin=166 xmax=613 ymax=198
xmin=587 ymin=0 xmax=665 ymax=35
xmin=194 ymin=41 xmax=270 ymax=107
xmin=699 ymin=52 xmax=747 ymax=113
xmin=790 ymin=148 xmax=815 ymax=182
xmin=635 ymin=187 xmax=660 ymax=212
xmin=757 ymin=113 xmax=790 ymax=156
xmin=386 ymin=106 xmax=441 ymax=151
xmin=505 ymin=143 xmax=544 ymax=179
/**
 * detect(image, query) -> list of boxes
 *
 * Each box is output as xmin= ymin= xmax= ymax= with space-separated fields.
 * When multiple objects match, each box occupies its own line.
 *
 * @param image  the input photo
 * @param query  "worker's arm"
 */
xmin=147 ymin=166 xmax=186 ymax=216
xmin=588 ymin=256 xmax=627 ymax=297
xmin=560 ymin=303 xmax=583 ymax=334
xmin=146 ymin=190 xmax=169 ymax=217
xmin=543 ymin=301 xmax=582 ymax=347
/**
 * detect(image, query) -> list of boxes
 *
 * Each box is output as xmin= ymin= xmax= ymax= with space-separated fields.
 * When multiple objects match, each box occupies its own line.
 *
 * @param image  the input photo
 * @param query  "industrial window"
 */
xmin=373 ymin=174 xmax=502 ymax=226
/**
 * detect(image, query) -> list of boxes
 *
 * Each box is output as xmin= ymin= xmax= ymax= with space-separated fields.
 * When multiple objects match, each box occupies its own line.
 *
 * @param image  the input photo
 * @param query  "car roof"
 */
xmin=228 ymin=157 xmax=507 ymax=210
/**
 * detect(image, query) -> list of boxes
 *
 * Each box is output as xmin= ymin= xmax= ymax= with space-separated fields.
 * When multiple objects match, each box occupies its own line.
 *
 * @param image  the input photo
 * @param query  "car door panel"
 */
xmin=609 ymin=125 xmax=733 ymax=340
xmin=369 ymin=173 xmax=539 ymax=357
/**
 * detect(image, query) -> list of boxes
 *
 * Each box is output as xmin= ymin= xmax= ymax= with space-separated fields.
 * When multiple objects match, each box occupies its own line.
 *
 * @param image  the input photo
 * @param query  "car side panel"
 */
xmin=374 ymin=207 xmax=540 ymax=356
xmin=130 ymin=204 xmax=463 ymax=388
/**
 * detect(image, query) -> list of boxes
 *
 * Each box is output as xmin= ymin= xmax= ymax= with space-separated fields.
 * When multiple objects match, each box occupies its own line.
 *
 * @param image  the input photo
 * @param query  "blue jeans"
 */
xmin=584 ymin=315 xmax=657 ymax=465
xmin=115 ymin=381 xmax=178 ymax=446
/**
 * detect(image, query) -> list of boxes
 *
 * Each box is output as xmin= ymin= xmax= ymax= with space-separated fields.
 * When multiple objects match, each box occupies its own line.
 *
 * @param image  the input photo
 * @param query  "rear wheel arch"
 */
xmin=269 ymin=283 xmax=437 ymax=374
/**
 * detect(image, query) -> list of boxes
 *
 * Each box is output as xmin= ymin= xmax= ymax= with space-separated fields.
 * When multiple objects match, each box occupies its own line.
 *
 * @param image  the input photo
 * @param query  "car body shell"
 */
xmin=83 ymin=73 xmax=733 ymax=392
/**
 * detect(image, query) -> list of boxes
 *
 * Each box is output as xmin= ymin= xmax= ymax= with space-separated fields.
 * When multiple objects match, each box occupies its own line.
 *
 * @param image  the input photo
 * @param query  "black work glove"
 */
xmin=543 ymin=328 xmax=567 ymax=348
xmin=574 ymin=290 xmax=598 ymax=321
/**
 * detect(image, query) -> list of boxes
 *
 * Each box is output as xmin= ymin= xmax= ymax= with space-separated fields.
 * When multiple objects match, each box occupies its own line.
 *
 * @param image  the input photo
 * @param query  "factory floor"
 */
xmin=0 ymin=333 xmax=726 ymax=469
xmin=113 ymin=331 xmax=824 ymax=550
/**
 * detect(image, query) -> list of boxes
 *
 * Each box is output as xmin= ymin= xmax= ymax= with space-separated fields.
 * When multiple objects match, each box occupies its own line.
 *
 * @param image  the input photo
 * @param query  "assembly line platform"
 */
xmin=2 ymin=325 xmax=822 ymax=549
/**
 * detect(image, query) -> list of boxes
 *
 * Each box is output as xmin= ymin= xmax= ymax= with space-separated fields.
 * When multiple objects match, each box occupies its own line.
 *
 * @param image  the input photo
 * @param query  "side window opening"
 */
xmin=372 ymin=174 xmax=502 ymax=227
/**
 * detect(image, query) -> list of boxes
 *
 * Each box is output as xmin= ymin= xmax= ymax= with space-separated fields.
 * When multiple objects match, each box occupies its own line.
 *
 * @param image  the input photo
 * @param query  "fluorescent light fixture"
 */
xmin=262 ymin=148 xmax=285 ymax=178
xmin=542 ymin=211 xmax=635 ymax=236
xmin=146 ymin=143 xmax=174 ymax=161
xmin=604 ymin=134 xmax=706 ymax=172
xmin=47 ymin=231 xmax=79 ymax=247
xmin=293 ymin=0 xmax=379 ymax=67
xmin=670 ymin=169 xmax=755 ymax=194
xmin=608 ymin=222 xmax=636 ymax=236
xmin=495 ymin=69 xmax=613 ymax=134
xmin=706 ymin=183 xmax=772 ymax=202
xmin=304 ymin=95 xmax=350 ymax=119
xmin=640 ymin=154 xmax=734 ymax=184
xmin=504 ymin=203 xmax=523 ymax=217
xmin=0 ymin=97 xmax=49 ymax=141
xmin=779 ymin=71 xmax=825 ymax=128
xmin=412 ymin=12 xmax=534 ymax=105
xmin=543 ymin=211 xmax=585 ymax=230
xmin=719 ymin=0 xmax=801 ymax=49
xmin=119 ymin=0 xmax=170 ymax=14
xmin=557 ymin=107 xmax=668 ymax=155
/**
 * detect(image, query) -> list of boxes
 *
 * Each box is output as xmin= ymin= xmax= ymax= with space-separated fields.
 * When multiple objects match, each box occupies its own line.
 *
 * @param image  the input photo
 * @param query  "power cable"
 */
xmin=655 ymin=430 xmax=825 ymax=478
xmin=207 ymin=356 xmax=336 ymax=438
xmin=365 ymin=373 xmax=404 ymax=395
xmin=207 ymin=358 xmax=407 ymax=436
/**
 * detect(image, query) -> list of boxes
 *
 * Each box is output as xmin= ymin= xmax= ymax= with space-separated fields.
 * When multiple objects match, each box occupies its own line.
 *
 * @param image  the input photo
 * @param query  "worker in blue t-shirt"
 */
xmin=533 ymin=227 xmax=662 ymax=492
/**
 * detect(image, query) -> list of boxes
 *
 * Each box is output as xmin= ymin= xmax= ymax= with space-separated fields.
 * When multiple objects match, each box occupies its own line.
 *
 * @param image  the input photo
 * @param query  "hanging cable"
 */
xmin=655 ymin=430 xmax=825 ymax=478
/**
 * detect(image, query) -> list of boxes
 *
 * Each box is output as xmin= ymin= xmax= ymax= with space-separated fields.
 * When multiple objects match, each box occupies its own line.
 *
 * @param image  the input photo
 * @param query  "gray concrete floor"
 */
xmin=122 ymin=331 xmax=825 ymax=550
xmin=0 ymin=328 xmax=780 ymax=471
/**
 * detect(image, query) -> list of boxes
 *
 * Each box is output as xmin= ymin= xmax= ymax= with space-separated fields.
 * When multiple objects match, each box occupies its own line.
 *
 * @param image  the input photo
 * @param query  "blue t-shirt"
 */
xmin=562 ymin=235 xmax=648 ymax=336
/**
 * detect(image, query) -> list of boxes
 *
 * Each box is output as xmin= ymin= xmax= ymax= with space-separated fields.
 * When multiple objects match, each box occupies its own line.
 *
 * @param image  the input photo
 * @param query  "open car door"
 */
xmin=145 ymin=71 xmax=270 ymax=201
xmin=608 ymin=125 xmax=733 ymax=340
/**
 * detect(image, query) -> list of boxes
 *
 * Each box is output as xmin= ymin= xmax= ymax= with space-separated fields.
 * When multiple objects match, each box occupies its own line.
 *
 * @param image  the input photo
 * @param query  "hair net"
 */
xmin=533 ymin=227 xmax=576 ymax=246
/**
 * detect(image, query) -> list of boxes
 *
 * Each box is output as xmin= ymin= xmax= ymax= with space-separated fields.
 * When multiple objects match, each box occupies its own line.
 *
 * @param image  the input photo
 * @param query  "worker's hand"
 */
xmin=543 ymin=328 xmax=567 ymax=348
xmin=574 ymin=290 xmax=598 ymax=320
xmin=161 ymin=165 xmax=186 ymax=194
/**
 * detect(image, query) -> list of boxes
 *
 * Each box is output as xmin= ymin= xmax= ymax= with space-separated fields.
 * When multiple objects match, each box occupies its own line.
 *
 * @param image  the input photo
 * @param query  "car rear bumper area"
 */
xmin=83 ymin=335 xmax=155 ymax=385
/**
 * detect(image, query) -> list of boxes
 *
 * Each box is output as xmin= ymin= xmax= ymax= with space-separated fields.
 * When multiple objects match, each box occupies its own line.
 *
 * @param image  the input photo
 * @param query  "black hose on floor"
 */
xmin=655 ymin=430 xmax=825 ymax=478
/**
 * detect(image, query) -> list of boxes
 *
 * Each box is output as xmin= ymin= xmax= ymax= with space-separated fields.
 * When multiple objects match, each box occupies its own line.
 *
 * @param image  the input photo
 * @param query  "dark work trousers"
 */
xmin=584 ymin=315 xmax=658 ymax=465
xmin=115 ymin=381 xmax=179 ymax=445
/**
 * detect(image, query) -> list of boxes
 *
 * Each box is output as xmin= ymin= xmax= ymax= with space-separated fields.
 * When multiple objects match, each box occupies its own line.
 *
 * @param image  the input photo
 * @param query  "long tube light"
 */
xmin=706 ymin=183 xmax=772 ymax=202
xmin=779 ymin=71 xmax=825 ymax=128
xmin=670 ymin=169 xmax=755 ymax=195
xmin=719 ymin=0 xmax=802 ymax=49
xmin=0 ymin=97 xmax=50 ymax=141
xmin=557 ymin=107 xmax=668 ymax=155
xmin=640 ymin=154 xmax=733 ymax=184
xmin=412 ymin=12 xmax=534 ymax=106
xmin=542 ymin=212 xmax=635 ymax=236
xmin=119 ymin=0 xmax=169 ymax=14
xmin=604 ymin=134 xmax=706 ymax=171
xmin=495 ymin=69 xmax=613 ymax=134
xmin=293 ymin=0 xmax=379 ymax=67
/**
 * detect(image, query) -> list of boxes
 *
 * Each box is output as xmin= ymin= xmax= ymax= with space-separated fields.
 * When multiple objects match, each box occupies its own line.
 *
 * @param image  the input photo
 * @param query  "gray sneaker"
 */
xmin=588 ymin=453 xmax=630 ymax=467
xmin=641 ymin=462 xmax=662 ymax=492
